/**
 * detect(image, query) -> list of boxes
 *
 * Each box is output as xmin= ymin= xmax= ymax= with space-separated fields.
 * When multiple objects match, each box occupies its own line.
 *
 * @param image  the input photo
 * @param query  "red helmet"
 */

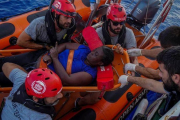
xmin=25 ymin=68 xmax=62 ymax=98
xmin=107 ymin=3 xmax=126 ymax=22
xmin=51 ymin=0 xmax=76 ymax=18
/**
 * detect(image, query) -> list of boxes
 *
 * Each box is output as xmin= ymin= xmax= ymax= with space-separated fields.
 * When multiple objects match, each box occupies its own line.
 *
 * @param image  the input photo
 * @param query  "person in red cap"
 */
xmin=1 ymin=63 xmax=63 ymax=120
xmin=17 ymin=0 xmax=77 ymax=50
xmin=96 ymin=3 xmax=138 ymax=65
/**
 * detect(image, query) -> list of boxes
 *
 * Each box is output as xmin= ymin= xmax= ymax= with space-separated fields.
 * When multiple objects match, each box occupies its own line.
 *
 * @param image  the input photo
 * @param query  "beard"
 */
xmin=163 ymin=77 xmax=179 ymax=92
xmin=62 ymin=22 xmax=71 ymax=29
xmin=58 ymin=22 xmax=71 ymax=29
xmin=109 ymin=24 xmax=121 ymax=34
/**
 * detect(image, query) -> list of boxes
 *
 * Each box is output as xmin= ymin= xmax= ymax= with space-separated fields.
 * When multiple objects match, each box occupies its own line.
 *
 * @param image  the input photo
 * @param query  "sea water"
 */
xmin=0 ymin=0 xmax=179 ymax=38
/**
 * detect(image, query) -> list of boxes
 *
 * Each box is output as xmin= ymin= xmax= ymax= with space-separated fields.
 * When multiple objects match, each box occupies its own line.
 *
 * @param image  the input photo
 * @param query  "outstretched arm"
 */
xmin=135 ymin=65 xmax=161 ymax=80
xmin=124 ymin=63 xmax=161 ymax=80
xmin=119 ymin=75 xmax=167 ymax=94
xmin=141 ymin=48 xmax=163 ymax=58
xmin=127 ymin=48 xmax=163 ymax=59
xmin=127 ymin=76 xmax=166 ymax=94
xmin=56 ymin=42 xmax=80 ymax=53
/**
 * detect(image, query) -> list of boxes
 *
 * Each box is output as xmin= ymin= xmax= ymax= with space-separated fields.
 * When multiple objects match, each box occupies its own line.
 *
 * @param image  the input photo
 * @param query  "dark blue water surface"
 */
xmin=0 ymin=0 xmax=50 ymax=18
xmin=0 ymin=0 xmax=179 ymax=38
xmin=121 ymin=0 xmax=180 ymax=38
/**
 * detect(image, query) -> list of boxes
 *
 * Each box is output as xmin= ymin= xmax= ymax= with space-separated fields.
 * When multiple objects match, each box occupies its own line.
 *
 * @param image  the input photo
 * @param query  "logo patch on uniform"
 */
xmin=31 ymin=81 xmax=46 ymax=94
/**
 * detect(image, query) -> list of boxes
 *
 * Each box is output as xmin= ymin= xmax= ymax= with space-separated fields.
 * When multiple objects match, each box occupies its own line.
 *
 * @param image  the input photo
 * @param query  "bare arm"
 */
xmin=56 ymin=43 xmax=80 ymax=53
xmin=50 ymin=43 xmax=92 ymax=86
xmin=135 ymin=66 xmax=161 ymax=80
xmin=51 ymin=58 xmax=92 ymax=86
xmin=127 ymin=76 xmax=167 ymax=94
xmin=141 ymin=48 xmax=163 ymax=59
xmin=2 ymin=62 xmax=27 ymax=79
xmin=17 ymin=31 xmax=45 ymax=49
xmin=43 ymin=43 xmax=81 ymax=65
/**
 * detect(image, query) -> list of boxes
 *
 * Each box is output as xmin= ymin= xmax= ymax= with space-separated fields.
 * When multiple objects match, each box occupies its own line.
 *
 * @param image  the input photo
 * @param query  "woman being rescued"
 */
xmin=0 ymin=42 xmax=114 ymax=87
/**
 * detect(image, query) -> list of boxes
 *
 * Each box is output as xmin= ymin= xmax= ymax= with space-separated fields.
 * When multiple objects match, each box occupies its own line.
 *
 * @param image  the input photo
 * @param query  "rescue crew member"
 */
xmin=1 ymin=63 xmax=63 ymax=120
xmin=17 ymin=0 xmax=76 ymax=49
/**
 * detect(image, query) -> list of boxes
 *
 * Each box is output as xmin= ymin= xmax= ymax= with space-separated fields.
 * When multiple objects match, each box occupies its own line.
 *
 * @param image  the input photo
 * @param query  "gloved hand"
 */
xmin=118 ymin=75 xmax=129 ymax=88
xmin=127 ymin=49 xmax=142 ymax=57
xmin=124 ymin=63 xmax=137 ymax=74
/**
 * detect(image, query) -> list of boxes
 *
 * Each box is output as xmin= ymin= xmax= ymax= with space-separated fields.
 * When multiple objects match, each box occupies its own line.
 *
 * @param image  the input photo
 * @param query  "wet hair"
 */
xmin=158 ymin=26 xmax=180 ymax=48
xmin=101 ymin=46 xmax=114 ymax=66
xmin=157 ymin=46 xmax=180 ymax=76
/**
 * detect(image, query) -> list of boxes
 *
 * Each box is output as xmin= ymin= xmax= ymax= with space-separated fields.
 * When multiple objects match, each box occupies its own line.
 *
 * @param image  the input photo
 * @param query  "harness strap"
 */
xmin=37 ymin=50 xmax=74 ymax=74
xmin=66 ymin=50 xmax=74 ymax=75
xmin=0 ymin=98 xmax=5 ymax=115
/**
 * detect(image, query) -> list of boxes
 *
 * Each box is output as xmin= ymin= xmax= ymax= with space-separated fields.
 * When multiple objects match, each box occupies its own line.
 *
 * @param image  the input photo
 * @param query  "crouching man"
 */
xmin=1 ymin=63 xmax=63 ymax=120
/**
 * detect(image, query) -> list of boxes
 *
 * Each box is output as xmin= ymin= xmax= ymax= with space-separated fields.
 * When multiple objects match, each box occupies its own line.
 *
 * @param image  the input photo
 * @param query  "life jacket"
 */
xmin=102 ymin=21 xmax=126 ymax=47
xmin=12 ymin=83 xmax=56 ymax=118
xmin=45 ymin=10 xmax=76 ymax=46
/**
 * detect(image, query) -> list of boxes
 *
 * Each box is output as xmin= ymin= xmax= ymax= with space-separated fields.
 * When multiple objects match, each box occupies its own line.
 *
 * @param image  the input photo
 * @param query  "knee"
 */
xmin=2 ymin=62 xmax=11 ymax=71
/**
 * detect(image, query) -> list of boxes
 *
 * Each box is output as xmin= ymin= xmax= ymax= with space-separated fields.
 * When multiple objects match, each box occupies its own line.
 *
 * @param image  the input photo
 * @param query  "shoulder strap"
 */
xmin=59 ymin=19 xmax=76 ymax=44
xmin=117 ymin=25 xmax=126 ymax=48
xmin=102 ymin=21 xmax=112 ymax=45
xmin=12 ymin=84 xmax=55 ymax=118
xmin=102 ymin=21 xmax=126 ymax=47
xmin=66 ymin=50 xmax=74 ymax=74
xmin=45 ymin=10 xmax=57 ymax=46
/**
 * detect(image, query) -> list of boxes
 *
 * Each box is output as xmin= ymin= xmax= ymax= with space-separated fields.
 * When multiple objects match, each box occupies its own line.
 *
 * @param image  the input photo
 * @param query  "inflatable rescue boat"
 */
xmin=0 ymin=0 xmax=174 ymax=119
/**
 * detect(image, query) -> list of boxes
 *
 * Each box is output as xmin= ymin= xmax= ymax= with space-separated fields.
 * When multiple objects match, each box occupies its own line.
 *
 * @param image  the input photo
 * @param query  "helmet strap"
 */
xmin=55 ymin=14 xmax=64 ymax=30
xmin=108 ymin=20 xmax=119 ymax=34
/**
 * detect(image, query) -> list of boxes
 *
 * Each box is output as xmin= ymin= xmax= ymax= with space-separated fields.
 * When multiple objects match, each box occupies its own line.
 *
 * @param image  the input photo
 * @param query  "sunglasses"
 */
xmin=111 ymin=20 xmax=125 ymax=26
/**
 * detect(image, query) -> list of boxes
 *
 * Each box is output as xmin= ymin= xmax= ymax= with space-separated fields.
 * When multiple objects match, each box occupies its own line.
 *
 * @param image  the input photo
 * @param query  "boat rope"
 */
xmin=112 ymin=66 xmax=120 ymax=77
